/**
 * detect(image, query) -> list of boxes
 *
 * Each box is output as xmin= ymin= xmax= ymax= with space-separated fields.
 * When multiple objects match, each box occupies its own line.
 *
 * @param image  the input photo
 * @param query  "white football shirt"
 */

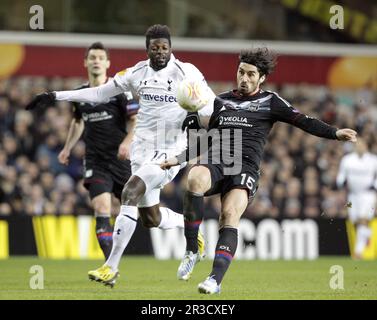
xmin=113 ymin=54 xmax=215 ymax=151
xmin=337 ymin=152 xmax=377 ymax=193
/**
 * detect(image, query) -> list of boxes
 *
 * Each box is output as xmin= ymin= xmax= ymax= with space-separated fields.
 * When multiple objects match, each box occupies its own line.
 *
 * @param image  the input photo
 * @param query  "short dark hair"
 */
xmin=145 ymin=24 xmax=171 ymax=49
xmin=85 ymin=42 xmax=109 ymax=59
xmin=239 ymin=48 xmax=277 ymax=77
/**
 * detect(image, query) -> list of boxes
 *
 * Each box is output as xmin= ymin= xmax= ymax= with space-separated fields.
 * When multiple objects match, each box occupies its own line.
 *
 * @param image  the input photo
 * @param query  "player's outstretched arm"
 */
xmin=25 ymin=80 xmax=124 ymax=111
xmin=335 ymin=128 xmax=357 ymax=142
xmin=271 ymin=95 xmax=357 ymax=142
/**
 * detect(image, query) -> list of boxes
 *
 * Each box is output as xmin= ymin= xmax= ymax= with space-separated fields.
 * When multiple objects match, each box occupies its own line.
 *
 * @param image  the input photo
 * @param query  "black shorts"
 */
xmin=83 ymin=158 xmax=132 ymax=201
xmin=199 ymin=162 xmax=260 ymax=201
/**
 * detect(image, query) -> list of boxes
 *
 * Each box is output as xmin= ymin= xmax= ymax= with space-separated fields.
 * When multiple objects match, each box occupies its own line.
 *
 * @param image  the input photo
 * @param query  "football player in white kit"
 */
xmin=26 ymin=24 xmax=215 ymax=286
xmin=337 ymin=138 xmax=377 ymax=259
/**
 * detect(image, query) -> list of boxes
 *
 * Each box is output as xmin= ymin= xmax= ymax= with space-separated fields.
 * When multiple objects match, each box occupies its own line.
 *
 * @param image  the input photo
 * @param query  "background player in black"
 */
xmin=58 ymin=42 xmax=138 ymax=259
xmin=161 ymin=47 xmax=357 ymax=294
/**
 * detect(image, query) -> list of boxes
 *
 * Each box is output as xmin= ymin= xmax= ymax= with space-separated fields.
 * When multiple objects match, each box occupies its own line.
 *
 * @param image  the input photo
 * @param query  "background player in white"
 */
xmin=26 ymin=24 xmax=214 ymax=286
xmin=337 ymin=138 xmax=377 ymax=259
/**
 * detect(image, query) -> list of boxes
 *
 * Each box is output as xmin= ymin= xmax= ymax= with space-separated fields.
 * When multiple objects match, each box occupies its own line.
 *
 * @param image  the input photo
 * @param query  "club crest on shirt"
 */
xmin=167 ymin=79 xmax=173 ymax=91
xmin=248 ymin=103 xmax=260 ymax=112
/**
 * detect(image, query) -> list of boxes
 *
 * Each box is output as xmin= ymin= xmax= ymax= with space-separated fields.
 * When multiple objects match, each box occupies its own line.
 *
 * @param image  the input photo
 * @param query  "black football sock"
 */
xmin=210 ymin=227 xmax=238 ymax=284
xmin=95 ymin=216 xmax=113 ymax=260
xmin=183 ymin=191 xmax=204 ymax=253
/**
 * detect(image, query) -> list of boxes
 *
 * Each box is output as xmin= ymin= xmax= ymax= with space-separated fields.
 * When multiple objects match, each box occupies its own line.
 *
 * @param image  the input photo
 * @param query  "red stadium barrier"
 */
xmin=1 ymin=43 xmax=375 ymax=89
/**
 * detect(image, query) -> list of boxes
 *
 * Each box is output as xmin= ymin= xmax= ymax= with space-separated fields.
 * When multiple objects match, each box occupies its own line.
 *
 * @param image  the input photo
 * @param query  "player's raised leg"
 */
xmin=198 ymin=188 xmax=248 ymax=294
xmin=178 ymin=166 xmax=211 ymax=280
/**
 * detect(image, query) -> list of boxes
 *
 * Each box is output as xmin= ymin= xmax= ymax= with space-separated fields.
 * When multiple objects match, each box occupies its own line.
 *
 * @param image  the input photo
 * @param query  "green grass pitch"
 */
xmin=0 ymin=257 xmax=376 ymax=300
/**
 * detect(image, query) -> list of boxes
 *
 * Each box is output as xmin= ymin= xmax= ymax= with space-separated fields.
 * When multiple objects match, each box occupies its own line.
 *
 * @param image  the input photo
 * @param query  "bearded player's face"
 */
xmin=237 ymin=62 xmax=265 ymax=96
xmin=85 ymin=49 xmax=110 ymax=77
xmin=147 ymin=38 xmax=172 ymax=71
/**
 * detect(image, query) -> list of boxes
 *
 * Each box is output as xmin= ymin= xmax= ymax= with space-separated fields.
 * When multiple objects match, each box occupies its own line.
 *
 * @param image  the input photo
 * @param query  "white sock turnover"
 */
xmin=158 ymin=206 xmax=184 ymax=229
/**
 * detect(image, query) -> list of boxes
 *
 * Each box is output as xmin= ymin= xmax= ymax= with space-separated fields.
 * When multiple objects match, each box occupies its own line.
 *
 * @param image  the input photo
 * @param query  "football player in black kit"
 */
xmin=57 ymin=42 xmax=138 ymax=260
xmin=161 ymin=47 xmax=357 ymax=294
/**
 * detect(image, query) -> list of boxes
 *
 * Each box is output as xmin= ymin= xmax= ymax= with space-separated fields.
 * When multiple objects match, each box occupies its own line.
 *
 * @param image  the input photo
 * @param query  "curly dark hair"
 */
xmin=239 ymin=48 xmax=277 ymax=77
xmin=145 ymin=24 xmax=171 ymax=49
xmin=85 ymin=42 xmax=109 ymax=59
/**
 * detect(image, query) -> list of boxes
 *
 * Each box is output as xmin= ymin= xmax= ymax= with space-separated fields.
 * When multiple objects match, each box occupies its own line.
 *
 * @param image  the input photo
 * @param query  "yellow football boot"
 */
xmin=88 ymin=265 xmax=119 ymax=288
xmin=197 ymin=231 xmax=206 ymax=260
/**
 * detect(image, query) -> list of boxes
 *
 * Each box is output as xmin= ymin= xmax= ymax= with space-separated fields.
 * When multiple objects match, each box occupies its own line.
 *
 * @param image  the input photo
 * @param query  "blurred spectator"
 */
xmin=0 ymin=96 xmax=14 ymax=133
xmin=284 ymin=197 xmax=301 ymax=218
xmin=2 ymin=133 xmax=19 ymax=165
xmin=36 ymin=133 xmax=65 ymax=174
xmin=24 ymin=184 xmax=46 ymax=216
xmin=14 ymin=110 xmax=35 ymax=158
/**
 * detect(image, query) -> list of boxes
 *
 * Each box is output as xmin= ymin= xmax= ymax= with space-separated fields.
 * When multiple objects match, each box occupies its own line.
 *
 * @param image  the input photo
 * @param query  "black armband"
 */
xmin=182 ymin=112 xmax=202 ymax=131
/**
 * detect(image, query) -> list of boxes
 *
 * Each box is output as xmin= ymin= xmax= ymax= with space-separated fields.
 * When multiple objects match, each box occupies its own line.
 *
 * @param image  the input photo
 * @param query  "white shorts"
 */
xmin=130 ymin=139 xmax=182 ymax=208
xmin=348 ymin=191 xmax=376 ymax=222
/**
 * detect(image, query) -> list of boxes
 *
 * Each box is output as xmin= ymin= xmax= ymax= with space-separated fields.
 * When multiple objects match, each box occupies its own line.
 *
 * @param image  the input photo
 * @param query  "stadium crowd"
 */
xmin=0 ymin=76 xmax=376 ymax=219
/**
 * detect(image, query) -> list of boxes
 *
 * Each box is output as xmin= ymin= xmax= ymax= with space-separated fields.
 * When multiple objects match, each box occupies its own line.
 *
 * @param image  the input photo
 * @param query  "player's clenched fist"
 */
xmin=25 ymin=92 xmax=56 ymax=110
xmin=336 ymin=129 xmax=357 ymax=142
xmin=160 ymin=157 xmax=179 ymax=170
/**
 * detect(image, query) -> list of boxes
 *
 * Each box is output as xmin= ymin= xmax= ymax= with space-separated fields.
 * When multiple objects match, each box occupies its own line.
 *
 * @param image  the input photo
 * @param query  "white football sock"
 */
xmin=106 ymin=205 xmax=138 ymax=272
xmin=354 ymin=224 xmax=372 ymax=256
xmin=158 ymin=207 xmax=184 ymax=229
